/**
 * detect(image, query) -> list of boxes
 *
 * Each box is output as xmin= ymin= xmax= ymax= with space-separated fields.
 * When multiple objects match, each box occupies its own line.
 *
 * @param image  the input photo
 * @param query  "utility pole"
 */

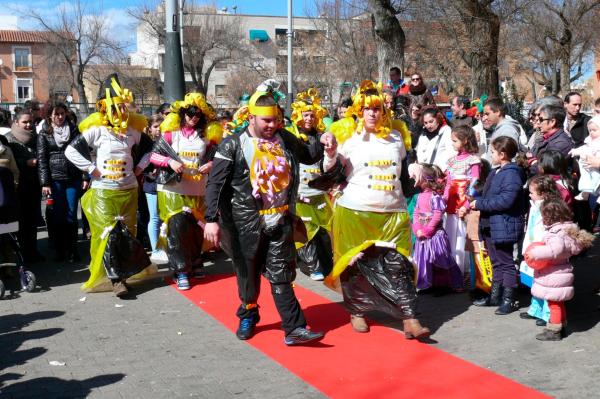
xmin=286 ymin=0 xmax=293 ymax=115
xmin=164 ymin=0 xmax=185 ymax=102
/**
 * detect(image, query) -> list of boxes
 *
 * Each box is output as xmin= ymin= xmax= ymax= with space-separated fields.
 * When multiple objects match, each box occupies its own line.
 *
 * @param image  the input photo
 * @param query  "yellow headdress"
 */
xmin=78 ymin=73 xmax=147 ymax=134
xmin=247 ymin=79 xmax=286 ymax=118
xmin=160 ymin=92 xmax=222 ymax=144
xmin=334 ymin=80 xmax=392 ymax=145
xmin=290 ymin=88 xmax=327 ymax=133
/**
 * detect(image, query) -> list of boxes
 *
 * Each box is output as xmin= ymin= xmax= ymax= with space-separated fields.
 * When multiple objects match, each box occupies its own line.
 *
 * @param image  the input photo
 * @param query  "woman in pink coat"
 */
xmin=525 ymin=198 xmax=594 ymax=341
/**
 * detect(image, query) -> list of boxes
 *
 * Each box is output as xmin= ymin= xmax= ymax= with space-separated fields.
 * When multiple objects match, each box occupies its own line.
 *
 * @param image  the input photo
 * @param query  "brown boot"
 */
xmin=403 ymin=318 xmax=430 ymax=340
xmin=535 ymin=323 xmax=563 ymax=341
xmin=350 ymin=314 xmax=369 ymax=333
xmin=112 ymin=280 xmax=128 ymax=298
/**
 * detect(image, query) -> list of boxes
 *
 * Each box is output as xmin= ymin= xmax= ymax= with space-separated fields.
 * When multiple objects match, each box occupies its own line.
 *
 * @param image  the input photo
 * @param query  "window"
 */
xmin=275 ymin=28 xmax=287 ymax=47
xmin=215 ymin=85 xmax=226 ymax=97
xmin=16 ymin=79 xmax=33 ymax=102
xmin=14 ymin=47 xmax=31 ymax=69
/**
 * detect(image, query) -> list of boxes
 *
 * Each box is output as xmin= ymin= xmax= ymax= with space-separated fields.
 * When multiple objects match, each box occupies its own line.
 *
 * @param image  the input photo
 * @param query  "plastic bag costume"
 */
xmin=147 ymin=93 xmax=223 ymax=274
xmin=65 ymin=74 xmax=152 ymax=292
xmin=288 ymin=89 xmax=333 ymax=278
xmin=324 ymin=81 xmax=419 ymax=320
xmin=204 ymin=84 xmax=324 ymax=335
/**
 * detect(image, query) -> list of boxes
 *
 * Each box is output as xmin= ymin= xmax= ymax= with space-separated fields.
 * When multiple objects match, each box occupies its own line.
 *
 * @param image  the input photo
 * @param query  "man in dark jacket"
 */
xmin=564 ymin=92 xmax=590 ymax=148
xmin=450 ymin=96 xmax=476 ymax=128
xmin=203 ymin=89 xmax=330 ymax=345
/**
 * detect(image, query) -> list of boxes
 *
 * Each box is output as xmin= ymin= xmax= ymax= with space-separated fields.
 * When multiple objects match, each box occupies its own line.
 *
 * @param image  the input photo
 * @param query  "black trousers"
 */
xmin=230 ymin=220 xmax=306 ymax=335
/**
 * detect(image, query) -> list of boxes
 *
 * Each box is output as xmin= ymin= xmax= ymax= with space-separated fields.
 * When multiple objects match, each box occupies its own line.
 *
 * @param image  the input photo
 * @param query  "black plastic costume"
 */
xmin=204 ymin=128 xmax=323 ymax=334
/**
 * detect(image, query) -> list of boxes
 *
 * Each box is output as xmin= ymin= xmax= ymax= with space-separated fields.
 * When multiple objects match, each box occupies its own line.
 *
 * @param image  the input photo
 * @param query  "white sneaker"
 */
xmin=150 ymin=250 xmax=169 ymax=264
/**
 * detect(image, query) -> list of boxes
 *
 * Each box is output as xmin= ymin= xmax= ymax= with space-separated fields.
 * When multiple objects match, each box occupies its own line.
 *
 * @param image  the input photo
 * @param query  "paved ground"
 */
xmin=1 ymin=227 xmax=599 ymax=399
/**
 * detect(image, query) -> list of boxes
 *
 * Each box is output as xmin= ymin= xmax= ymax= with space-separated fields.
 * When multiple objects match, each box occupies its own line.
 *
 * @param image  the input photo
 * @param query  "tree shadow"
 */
xmin=0 ymin=373 xmax=126 ymax=398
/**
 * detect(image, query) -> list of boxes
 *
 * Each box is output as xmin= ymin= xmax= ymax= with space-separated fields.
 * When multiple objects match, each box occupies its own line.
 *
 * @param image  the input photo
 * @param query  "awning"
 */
xmin=249 ymin=29 xmax=269 ymax=42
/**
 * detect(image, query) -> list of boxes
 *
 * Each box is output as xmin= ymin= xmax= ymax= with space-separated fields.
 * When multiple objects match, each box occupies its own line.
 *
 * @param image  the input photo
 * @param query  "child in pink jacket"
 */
xmin=524 ymin=198 xmax=594 ymax=341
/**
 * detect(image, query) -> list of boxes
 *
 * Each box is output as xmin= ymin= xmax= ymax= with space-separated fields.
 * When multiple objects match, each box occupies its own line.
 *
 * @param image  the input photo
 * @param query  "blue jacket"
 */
xmin=476 ymin=162 xmax=526 ymax=244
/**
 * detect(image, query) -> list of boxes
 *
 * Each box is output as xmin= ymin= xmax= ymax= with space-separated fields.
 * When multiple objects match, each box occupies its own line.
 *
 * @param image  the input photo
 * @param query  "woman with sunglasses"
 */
xmin=144 ymin=93 xmax=222 ymax=291
xmin=407 ymin=73 xmax=436 ymax=109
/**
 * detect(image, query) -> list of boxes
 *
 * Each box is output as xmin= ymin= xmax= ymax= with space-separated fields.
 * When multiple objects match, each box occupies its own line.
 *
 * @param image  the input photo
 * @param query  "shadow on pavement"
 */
xmin=0 ymin=374 xmax=126 ymax=398
xmin=568 ymin=238 xmax=600 ymax=333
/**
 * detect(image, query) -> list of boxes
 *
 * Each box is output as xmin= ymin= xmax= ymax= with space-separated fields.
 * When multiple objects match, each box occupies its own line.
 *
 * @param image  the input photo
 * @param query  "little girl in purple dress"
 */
xmin=412 ymin=164 xmax=463 ymax=292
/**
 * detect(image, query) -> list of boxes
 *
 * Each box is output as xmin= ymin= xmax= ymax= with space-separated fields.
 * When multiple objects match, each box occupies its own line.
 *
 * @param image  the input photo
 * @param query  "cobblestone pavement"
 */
xmin=1 ymin=228 xmax=599 ymax=398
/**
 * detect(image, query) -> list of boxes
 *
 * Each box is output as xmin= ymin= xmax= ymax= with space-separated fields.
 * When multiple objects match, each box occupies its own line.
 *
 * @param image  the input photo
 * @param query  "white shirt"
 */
xmin=329 ymin=129 xmax=407 ymax=213
xmin=415 ymin=124 xmax=455 ymax=171
xmin=65 ymin=125 xmax=141 ymax=190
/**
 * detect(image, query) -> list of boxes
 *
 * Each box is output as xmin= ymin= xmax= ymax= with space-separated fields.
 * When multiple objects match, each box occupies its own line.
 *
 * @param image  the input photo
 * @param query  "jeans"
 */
xmin=51 ymin=179 xmax=81 ymax=224
xmin=145 ymin=192 xmax=161 ymax=251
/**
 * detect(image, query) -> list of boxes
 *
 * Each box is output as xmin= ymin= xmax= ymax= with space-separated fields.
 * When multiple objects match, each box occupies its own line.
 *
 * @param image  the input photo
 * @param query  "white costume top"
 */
xmin=415 ymin=124 xmax=455 ymax=171
xmin=328 ymin=129 xmax=407 ymax=213
xmin=65 ymin=125 xmax=141 ymax=190
xmin=157 ymin=130 xmax=208 ymax=196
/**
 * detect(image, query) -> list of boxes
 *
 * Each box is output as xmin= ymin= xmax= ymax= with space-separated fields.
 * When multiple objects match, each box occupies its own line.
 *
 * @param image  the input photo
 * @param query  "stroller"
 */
xmin=0 ymin=167 xmax=35 ymax=299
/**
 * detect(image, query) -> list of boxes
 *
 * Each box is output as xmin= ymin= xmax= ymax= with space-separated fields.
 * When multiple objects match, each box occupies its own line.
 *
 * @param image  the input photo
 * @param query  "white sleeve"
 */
xmin=64 ymin=127 xmax=101 ymax=173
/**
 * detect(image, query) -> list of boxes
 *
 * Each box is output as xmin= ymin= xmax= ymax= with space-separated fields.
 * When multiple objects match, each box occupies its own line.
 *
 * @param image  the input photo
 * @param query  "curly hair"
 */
xmin=541 ymin=198 xmax=573 ymax=226
xmin=528 ymin=175 xmax=560 ymax=201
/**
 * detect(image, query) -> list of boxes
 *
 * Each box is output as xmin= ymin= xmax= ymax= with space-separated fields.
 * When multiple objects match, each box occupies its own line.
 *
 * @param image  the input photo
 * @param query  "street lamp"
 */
xmin=286 ymin=0 xmax=293 ymax=115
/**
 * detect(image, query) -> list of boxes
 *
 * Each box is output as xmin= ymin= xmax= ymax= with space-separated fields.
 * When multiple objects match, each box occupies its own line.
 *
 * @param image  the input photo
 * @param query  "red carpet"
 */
xmin=173 ymin=275 xmax=550 ymax=399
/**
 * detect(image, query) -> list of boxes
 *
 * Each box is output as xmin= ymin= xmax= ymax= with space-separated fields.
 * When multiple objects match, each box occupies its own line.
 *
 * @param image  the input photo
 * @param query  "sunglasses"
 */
xmin=536 ymin=117 xmax=552 ymax=123
xmin=411 ymin=77 xmax=421 ymax=82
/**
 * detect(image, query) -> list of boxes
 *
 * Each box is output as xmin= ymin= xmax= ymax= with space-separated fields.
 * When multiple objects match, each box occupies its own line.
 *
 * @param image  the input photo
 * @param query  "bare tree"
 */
xmin=22 ymin=0 xmax=126 ymax=105
xmin=129 ymin=1 xmax=247 ymax=94
xmin=368 ymin=0 xmax=407 ymax=82
xmin=516 ymin=0 xmax=600 ymax=94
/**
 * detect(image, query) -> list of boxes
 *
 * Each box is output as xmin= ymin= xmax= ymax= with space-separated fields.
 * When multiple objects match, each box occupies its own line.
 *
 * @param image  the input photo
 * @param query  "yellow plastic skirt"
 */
xmin=157 ymin=191 xmax=208 ymax=250
xmin=81 ymin=187 xmax=157 ymax=292
xmin=295 ymin=193 xmax=333 ymax=249
xmin=324 ymin=205 xmax=411 ymax=290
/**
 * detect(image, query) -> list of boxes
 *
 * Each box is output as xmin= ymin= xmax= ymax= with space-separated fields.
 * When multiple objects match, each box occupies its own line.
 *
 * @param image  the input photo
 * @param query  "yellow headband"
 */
xmin=248 ymin=91 xmax=279 ymax=117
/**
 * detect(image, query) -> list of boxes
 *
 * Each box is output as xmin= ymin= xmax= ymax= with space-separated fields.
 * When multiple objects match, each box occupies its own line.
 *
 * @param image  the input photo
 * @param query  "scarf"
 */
xmin=409 ymin=81 xmax=427 ymax=96
xmin=53 ymin=124 xmax=71 ymax=146
xmin=10 ymin=125 xmax=35 ymax=147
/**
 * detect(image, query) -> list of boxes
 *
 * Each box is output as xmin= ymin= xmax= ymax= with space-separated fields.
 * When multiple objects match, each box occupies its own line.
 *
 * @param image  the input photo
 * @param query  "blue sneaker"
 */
xmin=310 ymin=272 xmax=324 ymax=281
xmin=236 ymin=314 xmax=260 ymax=340
xmin=175 ymin=272 xmax=190 ymax=290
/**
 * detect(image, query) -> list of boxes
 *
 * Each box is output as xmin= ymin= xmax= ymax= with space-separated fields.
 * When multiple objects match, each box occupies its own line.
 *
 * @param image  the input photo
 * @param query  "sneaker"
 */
xmin=236 ymin=315 xmax=260 ymax=340
xmin=536 ymin=319 xmax=547 ymax=327
xmin=175 ymin=272 xmax=190 ymax=291
xmin=284 ymin=327 xmax=324 ymax=346
xmin=150 ymin=250 xmax=169 ymax=264
xmin=310 ymin=272 xmax=324 ymax=281
xmin=519 ymin=312 xmax=537 ymax=320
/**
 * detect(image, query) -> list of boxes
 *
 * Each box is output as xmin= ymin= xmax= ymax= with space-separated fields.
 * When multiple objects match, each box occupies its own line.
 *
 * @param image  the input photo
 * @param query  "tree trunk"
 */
xmin=368 ymin=0 xmax=405 ymax=82
xmin=460 ymin=1 xmax=500 ymax=98
xmin=559 ymin=55 xmax=571 ymax=94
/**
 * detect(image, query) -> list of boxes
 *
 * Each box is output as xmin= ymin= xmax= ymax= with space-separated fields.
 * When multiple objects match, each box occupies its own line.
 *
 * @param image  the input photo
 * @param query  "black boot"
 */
xmin=473 ymin=281 xmax=502 ymax=307
xmin=495 ymin=286 xmax=519 ymax=315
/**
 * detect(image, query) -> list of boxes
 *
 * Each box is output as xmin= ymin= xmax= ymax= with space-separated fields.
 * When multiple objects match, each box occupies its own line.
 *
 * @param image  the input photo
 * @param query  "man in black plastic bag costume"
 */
xmin=204 ymin=83 xmax=335 ymax=345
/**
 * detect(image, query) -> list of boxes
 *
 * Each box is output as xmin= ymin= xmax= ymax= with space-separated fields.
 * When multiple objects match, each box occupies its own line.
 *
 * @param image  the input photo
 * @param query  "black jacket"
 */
xmin=204 ymin=128 xmax=323 ymax=228
xmin=6 ymin=131 xmax=39 ymax=188
xmin=568 ymin=113 xmax=590 ymax=148
xmin=37 ymin=124 xmax=82 ymax=186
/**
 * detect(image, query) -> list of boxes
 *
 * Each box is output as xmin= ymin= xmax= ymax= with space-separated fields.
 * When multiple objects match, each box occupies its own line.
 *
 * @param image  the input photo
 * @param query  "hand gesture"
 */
xmin=320 ymin=132 xmax=337 ymax=158
xmin=169 ymin=159 xmax=184 ymax=174
xmin=204 ymin=222 xmax=220 ymax=249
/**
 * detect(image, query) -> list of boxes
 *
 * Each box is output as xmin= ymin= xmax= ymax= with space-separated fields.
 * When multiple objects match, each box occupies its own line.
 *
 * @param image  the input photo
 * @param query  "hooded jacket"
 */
xmin=527 ymin=222 xmax=592 ymax=301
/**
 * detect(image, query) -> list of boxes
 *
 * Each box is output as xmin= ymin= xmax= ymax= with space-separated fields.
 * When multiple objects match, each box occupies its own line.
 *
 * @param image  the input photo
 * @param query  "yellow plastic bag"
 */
xmin=474 ymin=241 xmax=493 ymax=293
xmin=81 ymin=188 xmax=157 ymax=292
xmin=157 ymin=191 xmax=209 ymax=251
xmin=295 ymin=193 xmax=333 ymax=250
xmin=324 ymin=205 xmax=411 ymax=290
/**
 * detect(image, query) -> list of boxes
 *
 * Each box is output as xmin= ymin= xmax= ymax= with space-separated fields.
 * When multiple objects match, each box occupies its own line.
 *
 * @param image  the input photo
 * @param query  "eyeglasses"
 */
xmin=536 ymin=117 xmax=552 ymax=123
xmin=411 ymin=77 xmax=421 ymax=82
